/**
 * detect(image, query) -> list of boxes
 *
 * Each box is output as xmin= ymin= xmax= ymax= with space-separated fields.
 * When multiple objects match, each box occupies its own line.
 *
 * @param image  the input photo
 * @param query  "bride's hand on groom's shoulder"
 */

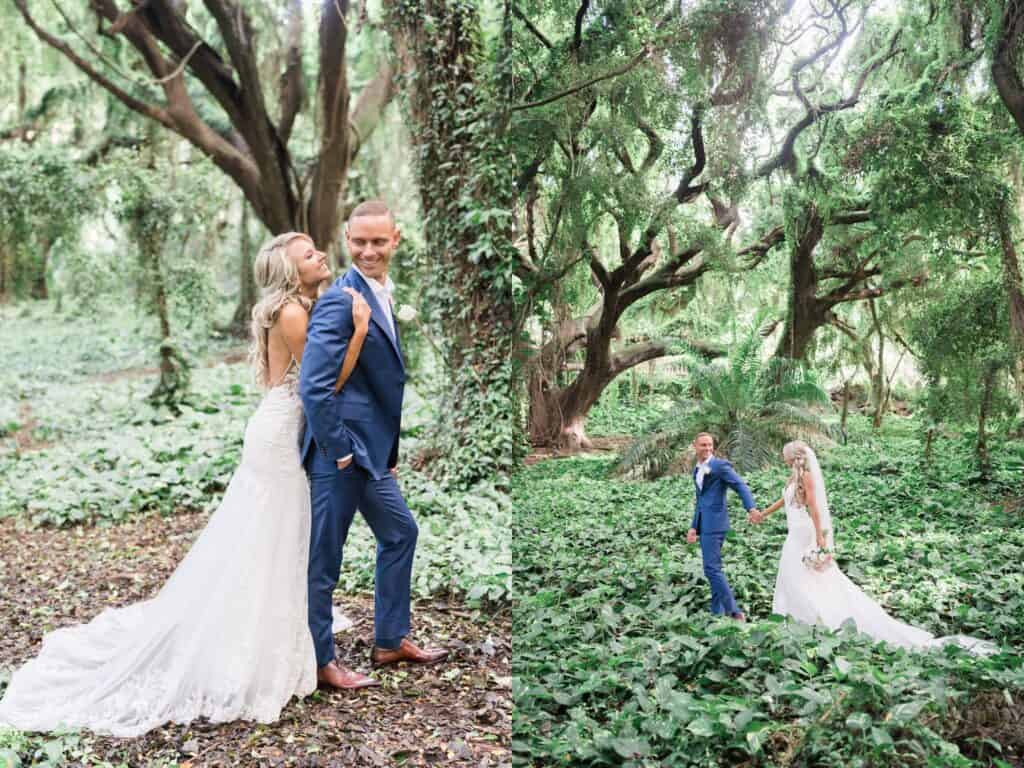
xmin=342 ymin=287 xmax=371 ymax=332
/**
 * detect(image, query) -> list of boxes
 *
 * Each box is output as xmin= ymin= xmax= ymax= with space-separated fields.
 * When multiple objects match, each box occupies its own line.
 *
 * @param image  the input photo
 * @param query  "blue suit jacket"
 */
xmin=299 ymin=270 xmax=405 ymax=480
xmin=690 ymin=457 xmax=756 ymax=534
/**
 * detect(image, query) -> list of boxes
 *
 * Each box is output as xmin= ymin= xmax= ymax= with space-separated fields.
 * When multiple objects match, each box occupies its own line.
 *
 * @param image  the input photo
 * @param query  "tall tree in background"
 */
xmin=512 ymin=0 xmax=782 ymax=449
xmin=13 ymin=0 xmax=395 ymax=250
xmin=985 ymin=0 xmax=1024 ymax=379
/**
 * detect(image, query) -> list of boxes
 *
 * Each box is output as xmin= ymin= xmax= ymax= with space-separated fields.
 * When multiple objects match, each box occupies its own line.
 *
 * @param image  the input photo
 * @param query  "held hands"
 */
xmin=343 ymin=287 xmax=371 ymax=332
xmin=686 ymin=528 xmax=698 ymax=544
xmin=748 ymin=508 xmax=763 ymax=524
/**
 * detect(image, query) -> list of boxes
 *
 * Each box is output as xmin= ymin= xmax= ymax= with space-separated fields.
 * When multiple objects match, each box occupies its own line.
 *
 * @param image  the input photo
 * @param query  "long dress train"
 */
xmin=772 ymin=484 xmax=994 ymax=655
xmin=0 ymin=364 xmax=317 ymax=737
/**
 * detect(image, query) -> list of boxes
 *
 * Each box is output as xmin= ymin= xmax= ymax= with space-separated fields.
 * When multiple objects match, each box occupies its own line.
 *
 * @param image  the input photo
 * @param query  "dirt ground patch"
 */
xmin=524 ymin=434 xmax=632 ymax=465
xmin=0 ymin=512 xmax=510 ymax=767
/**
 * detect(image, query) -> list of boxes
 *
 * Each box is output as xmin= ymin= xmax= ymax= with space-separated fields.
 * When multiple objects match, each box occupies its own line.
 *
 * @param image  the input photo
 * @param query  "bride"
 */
xmin=0 ymin=232 xmax=372 ymax=737
xmin=750 ymin=441 xmax=994 ymax=654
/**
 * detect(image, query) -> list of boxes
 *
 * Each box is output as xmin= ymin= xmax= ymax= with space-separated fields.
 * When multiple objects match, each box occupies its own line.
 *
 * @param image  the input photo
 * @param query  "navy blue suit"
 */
xmin=299 ymin=270 xmax=416 ymax=665
xmin=690 ymin=457 xmax=756 ymax=616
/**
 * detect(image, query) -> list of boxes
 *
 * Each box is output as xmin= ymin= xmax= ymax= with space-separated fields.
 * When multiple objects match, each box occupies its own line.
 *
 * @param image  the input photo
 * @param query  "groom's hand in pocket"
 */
xmin=336 ymin=454 xmax=353 ymax=471
xmin=686 ymin=528 xmax=698 ymax=544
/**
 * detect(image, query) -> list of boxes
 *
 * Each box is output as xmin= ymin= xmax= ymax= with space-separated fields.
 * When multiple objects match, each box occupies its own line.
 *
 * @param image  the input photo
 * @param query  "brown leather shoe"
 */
xmin=370 ymin=638 xmax=449 ymax=667
xmin=731 ymin=612 xmax=747 ymax=623
xmin=316 ymin=660 xmax=380 ymax=690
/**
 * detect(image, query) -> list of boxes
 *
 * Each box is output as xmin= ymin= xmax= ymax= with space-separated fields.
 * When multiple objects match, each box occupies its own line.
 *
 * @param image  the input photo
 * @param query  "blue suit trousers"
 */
xmin=306 ymin=450 xmax=418 ymax=666
xmin=700 ymin=532 xmax=739 ymax=616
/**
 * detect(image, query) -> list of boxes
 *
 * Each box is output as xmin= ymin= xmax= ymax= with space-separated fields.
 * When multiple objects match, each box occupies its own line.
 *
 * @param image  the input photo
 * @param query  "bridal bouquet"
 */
xmin=801 ymin=545 xmax=834 ymax=572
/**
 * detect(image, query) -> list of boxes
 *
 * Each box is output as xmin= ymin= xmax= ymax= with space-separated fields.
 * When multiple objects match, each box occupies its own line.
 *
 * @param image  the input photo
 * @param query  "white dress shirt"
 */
xmin=351 ymin=264 xmax=396 ymax=337
xmin=695 ymin=458 xmax=712 ymax=491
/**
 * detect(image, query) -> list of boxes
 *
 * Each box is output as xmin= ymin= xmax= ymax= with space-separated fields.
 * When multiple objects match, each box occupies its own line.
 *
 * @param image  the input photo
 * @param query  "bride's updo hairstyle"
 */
xmin=783 ymin=440 xmax=811 ymax=505
xmin=249 ymin=232 xmax=323 ymax=386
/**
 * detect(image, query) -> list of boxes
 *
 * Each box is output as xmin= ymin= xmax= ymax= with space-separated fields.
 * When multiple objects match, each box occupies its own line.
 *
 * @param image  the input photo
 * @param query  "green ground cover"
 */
xmin=0 ymin=302 xmax=510 ymax=604
xmin=512 ymin=415 xmax=1024 ymax=767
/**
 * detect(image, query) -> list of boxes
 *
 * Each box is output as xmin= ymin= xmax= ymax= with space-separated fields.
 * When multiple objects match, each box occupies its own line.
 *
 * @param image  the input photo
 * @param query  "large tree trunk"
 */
xmin=993 ymin=0 xmax=1024 ymax=135
xmin=389 ymin=0 xmax=517 ymax=488
xmin=528 ymin=359 xmax=613 ymax=450
xmin=776 ymin=206 xmax=826 ymax=360
xmin=526 ymin=304 xmax=705 ymax=449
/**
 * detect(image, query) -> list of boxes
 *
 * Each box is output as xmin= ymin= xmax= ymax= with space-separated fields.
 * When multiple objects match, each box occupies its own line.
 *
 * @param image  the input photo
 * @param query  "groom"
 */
xmin=685 ymin=432 xmax=759 ymax=621
xmin=300 ymin=200 xmax=448 ymax=690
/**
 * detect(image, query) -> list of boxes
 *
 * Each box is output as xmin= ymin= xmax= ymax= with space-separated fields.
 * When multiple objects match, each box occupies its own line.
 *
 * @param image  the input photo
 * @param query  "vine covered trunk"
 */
xmin=389 ymin=0 xmax=517 ymax=488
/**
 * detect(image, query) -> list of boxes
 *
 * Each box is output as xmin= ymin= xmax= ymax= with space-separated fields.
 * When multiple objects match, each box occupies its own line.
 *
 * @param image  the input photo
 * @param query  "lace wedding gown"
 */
xmin=772 ymin=484 xmax=994 ymax=654
xmin=0 ymin=362 xmax=317 ymax=736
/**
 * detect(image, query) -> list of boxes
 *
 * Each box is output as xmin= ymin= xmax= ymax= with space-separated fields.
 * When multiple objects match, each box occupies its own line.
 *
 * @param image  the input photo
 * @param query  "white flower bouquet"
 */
xmin=396 ymin=304 xmax=417 ymax=323
xmin=801 ymin=540 xmax=834 ymax=572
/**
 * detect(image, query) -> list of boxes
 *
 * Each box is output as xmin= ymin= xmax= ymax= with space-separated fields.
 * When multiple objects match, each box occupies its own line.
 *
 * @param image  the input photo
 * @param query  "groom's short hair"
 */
xmin=693 ymin=432 xmax=715 ymax=445
xmin=348 ymin=200 xmax=395 ymax=226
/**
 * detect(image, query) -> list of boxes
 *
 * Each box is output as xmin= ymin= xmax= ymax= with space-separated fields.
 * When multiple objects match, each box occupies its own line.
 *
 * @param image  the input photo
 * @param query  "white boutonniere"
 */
xmin=396 ymin=304 xmax=417 ymax=323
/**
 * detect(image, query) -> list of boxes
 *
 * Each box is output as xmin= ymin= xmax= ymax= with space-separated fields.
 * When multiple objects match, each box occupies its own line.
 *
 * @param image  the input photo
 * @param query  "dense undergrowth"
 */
xmin=0 ymin=302 xmax=510 ymax=604
xmin=513 ymin=405 xmax=1024 ymax=767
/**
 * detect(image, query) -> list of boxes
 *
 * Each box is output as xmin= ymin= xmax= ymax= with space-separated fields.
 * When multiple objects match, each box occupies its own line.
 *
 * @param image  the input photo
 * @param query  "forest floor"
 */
xmin=513 ymin=402 xmax=1024 ymax=767
xmin=0 ymin=303 xmax=510 ymax=768
xmin=0 ymin=511 xmax=511 ymax=767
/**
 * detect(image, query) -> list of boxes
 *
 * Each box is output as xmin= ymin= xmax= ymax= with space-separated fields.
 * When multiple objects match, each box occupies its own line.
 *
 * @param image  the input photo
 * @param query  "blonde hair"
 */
xmin=783 ymin=440 xmax=810 ymax=505
xmin=248 ymin=232 xmax=325 ymax=386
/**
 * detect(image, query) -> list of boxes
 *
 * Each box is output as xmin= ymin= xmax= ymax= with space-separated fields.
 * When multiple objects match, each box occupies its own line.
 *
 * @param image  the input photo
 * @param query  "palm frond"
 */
xmin=619 ymin=316 xmax=842 ymax=479
xmin=723 ymin=423 xmax=778 ymax=473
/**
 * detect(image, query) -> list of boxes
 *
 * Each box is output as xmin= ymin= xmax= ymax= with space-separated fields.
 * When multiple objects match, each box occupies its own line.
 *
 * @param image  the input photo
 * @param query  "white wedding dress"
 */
xmin=0 ymin=361 xmax=318 ymax=737
xmin=772 ymin=450 xmax=994 ymax=655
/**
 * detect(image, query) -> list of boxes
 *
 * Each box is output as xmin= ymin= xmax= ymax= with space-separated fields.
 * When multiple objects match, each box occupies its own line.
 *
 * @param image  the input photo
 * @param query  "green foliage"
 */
xmin=837 ymin=78 xmax=1012 ymax=248
xmin=618 ymin=321 xmax=835 ymax=478
xmin=910 ymin=274 xmax=1017 ymax=422
xmin=0 ymin=303 xmax=509 ymax=605
xmin=0 ymin=147 xmax=95 ymax=298
xmin=586 ymin=390 xmax=674 ymax=439
xmin=513 ymin=417 xmax=1024 ymax=767
xmin=0 ymin=726 xmax=145 ymax=768
xmin=108 ymin=155 xmax=226 ymax=408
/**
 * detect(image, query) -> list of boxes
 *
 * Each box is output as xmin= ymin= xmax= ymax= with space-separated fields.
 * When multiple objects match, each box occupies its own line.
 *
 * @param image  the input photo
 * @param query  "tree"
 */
xmin=910 ymin=275 xmax=1018 ymax=478
xmin=511 ymin=0 xmax=927 ymax=449
xmin=0 ymin=147 xmax=94 ymax=300
xmin=13 ymin=1 xmax=395 ymax=250
xmin=388 ymin=0 xmax=518 ymax=488
xmin=513 ymin=0 xmax=790 ymax=449
xmin=962 ymin=0 xmax=1024 ymax=375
